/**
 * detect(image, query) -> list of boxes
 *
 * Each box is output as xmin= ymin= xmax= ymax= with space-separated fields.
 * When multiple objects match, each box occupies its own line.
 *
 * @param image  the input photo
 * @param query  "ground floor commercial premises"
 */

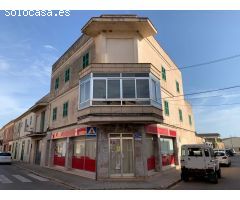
xmin=41 ymin=122 xmax=199 ymax=180
xmin=11 ymin=137 xmax=32 ymax=162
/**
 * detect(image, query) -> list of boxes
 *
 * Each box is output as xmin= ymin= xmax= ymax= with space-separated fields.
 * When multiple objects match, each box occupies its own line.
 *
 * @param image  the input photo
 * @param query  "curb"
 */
xmin=13 ymin=163 xmax=79 ymax=190
xmin=13 ymin=163 xmax=181 ymax=190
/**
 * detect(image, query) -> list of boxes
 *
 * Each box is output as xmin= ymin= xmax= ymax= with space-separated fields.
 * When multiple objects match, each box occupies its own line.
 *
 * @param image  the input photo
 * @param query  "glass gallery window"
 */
xmin=79 ymin=73 xmax=161 ymax=109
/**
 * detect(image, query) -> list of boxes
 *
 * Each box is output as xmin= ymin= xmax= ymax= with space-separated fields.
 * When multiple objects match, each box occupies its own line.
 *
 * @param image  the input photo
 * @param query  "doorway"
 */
xmin=109 ymin=134 xmax=134 ymax=177
xmin=35 ymin=140 xmax=41 ymax=165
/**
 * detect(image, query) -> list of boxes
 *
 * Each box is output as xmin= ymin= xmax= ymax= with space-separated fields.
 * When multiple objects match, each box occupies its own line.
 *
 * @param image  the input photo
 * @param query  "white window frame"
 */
xmin=79 ymin=73 xmax=161 ymax=109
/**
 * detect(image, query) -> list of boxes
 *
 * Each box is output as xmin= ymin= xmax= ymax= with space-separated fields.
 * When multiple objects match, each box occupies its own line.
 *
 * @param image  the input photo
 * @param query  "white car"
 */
xmin=0 ymin=152 xmax=12 ymax=164
xmin=214 ymin=151 xmax=231 ymax=167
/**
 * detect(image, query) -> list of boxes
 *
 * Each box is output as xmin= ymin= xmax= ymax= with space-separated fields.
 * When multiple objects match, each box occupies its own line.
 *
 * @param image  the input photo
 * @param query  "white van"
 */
xmin=181 ymin=144 xmax=221 ymax=184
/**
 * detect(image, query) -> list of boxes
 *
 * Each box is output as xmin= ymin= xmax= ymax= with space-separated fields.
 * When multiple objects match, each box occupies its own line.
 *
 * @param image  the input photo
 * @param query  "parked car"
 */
xmin=225 ymin=149 xmax=235 ymax=157
xmin=214 ymin=150 xmax=231 ymax=167
xmin=0 ymin=152 xmax=12 ymax=164
xmin=181 ymin=144 xmax=221 ymax=184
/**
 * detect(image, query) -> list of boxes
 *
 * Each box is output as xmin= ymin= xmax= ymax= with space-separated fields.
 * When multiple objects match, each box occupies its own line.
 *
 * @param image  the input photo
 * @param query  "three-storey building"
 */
xmin=41 ymin=15 xmax=202 ymax=179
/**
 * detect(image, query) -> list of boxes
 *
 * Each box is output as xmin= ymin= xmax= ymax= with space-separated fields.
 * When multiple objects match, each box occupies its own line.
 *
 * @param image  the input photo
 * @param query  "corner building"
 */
xmin=43 ymin=15 xmax=202 ymax=179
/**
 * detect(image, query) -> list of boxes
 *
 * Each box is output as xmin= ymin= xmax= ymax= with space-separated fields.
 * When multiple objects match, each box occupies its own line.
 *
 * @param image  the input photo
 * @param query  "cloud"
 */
xmin=0 ymin=58 xmax=10 ymax=71
xmin=43 ymin=44 xmax=58 ymax=51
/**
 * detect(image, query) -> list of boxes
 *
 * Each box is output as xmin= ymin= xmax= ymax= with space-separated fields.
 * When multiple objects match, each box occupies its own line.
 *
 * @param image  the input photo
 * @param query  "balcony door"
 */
xmin=109 ymin=134 xmax=134 ymax=177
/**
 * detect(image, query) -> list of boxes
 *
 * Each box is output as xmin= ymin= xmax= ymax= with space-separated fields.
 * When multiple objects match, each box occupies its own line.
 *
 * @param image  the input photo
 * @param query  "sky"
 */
xmin=0 ymin=10 xmax=240 ymax=138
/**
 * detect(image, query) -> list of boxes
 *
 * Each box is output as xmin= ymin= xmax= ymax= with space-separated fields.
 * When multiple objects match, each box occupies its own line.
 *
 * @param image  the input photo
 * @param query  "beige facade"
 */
xmin=1 ymin=15 xmax=203 ymax=180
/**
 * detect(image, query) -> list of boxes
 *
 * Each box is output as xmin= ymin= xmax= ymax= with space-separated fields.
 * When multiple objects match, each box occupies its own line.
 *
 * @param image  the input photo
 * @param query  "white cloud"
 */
xmin=0 ymin=58 xmax=10 ymax=71
xmin=43 ymin=44 xmax=58 ymax=51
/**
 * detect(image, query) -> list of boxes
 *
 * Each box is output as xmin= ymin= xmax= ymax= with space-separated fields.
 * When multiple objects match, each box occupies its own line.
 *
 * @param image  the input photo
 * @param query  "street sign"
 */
xmin=134 ymin=132 xmax=142 ymax=141
xmin=86 ymin=127 xmax=97 ymax=137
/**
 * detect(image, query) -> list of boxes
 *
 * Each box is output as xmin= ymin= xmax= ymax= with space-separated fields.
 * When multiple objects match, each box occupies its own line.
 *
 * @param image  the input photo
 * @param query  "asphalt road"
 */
xmin=0 ymin=163 xmax=68 ymax=190
xmin=171 ymin=154 xmax=240 ymax=190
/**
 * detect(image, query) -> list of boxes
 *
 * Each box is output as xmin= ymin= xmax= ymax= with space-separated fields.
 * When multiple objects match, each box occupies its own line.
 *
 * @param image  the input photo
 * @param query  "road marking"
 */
xmin=12 ymin=175 xmax=32 ymax=183
xmin=0 ymin=175 xmax=13 ymax=184
xmin=27 ymin=173 xmax=49 ymax=182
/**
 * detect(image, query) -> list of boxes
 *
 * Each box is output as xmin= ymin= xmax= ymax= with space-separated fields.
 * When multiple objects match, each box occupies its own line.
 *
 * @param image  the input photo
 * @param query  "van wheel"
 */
xmin=209 ymin=172 xmax=218 ymax=184
xmin=181 ymin=172 xmax=189 ymax=182
xmin=217 ymin=169 xmax=221 ymax=178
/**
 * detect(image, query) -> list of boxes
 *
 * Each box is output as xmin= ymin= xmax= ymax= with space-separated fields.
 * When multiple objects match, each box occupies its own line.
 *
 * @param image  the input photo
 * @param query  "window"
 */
xmin=82 ymin=52 xmax=89 ymax=69
xmin=204 ymin=149 xmax=210 ymax=157
xmin=52 ymin=107 xmax=57 ymax=121
xmin=179 ymin=109 xmax=183 ymax=122
xmin=63 ymin=102 xmax=68 ymax=117
xmin=176 ymin=81 xmax=180 ymax=93
xmin=188 ymin=115 xmax=192 ymax=126
xmin=79 ymin=73 xmax=161 ymax=109
xmin=161 ymin=66 xmax=166 ymax=81
xmin=164 ymin=101 xmax=169 ymax=116
xmin=137 ymin=79 xmax=149 ymax=98
xmin=30 ymin=116 xmax=32 ymax=125
xmin=122 ymin=80 xmax=135 ymax=98
xmin=187 ymin=148 xmax=202 ymax=157
xmin=107 ymin=80 xmax=120 ymax=98
xmin=24 ymin=119 xmax=28 ymax=129
xmin=55 ymin=77 xmax=59 ymax=90
xmin=65 ymin=68 xmax=70 ymax=82
xmin=93 ymin=80 xmax=106 ymax=99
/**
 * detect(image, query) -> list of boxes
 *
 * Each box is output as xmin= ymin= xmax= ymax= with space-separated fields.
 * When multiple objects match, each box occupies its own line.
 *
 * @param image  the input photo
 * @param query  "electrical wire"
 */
xmin=167 ymin=53 xmax=240 ymax=71
xmin=162 ymin=85 xmax=240 ymax=100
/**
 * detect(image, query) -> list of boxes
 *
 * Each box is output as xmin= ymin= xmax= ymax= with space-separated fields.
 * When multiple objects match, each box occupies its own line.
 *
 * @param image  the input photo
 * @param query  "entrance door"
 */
xmin=20 ymin=141 xmax=25 ymax=161
xmin=109 ymin=134 xmax=134 ymax=177
xmin=35 ymin=140 xmax=41 ymax=165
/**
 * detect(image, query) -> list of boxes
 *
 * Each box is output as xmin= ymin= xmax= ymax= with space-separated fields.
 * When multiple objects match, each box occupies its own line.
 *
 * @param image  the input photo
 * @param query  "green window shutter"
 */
xmin=179 ymin=109 xmax=183 ymax=122
xmin=55 ymin=77 xmax=59 ymax=90
xmin=189 ymin=115 xmax=192 ymax=126
xmin=65 ymin=68 xmax=70 ymax=82
xmin=85 ymin=52 xmax=89 ymax=66
xmin=83 ymin=55 xmax=86 ymax=68
xmin=176 ymin=81 xmax=180 ymax=93
xmin=164 ymin=101 xmax=169 ymax=116
xmin=161 ymin=66 xmax=166 ymax=81
xmin=52 ymin=107 xmax=57 ymax=121
xmin=63 ymin=102 xmax=68 ymax=117
xmin=82 ymin=52 xmax=90 ymax=69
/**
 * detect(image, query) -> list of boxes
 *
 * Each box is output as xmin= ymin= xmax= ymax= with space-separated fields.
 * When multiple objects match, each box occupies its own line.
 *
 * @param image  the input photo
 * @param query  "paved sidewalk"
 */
xmin=13 ymin=162 xmax=181 ymax=190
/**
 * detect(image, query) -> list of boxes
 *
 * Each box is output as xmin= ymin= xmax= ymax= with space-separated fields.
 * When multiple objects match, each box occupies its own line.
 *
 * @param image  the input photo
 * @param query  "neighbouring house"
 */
xmin=197 ymin=133 xmax=225 ymax=149
xmin=12 ymin=111 xmax=35 ymax=162
xmin=223 ymin=137 xmax=240 ymax=152
xmin=2 ymin=121 xmax=14 ymax=152
xmin=0 ymin=128 xmax=4 ymax=152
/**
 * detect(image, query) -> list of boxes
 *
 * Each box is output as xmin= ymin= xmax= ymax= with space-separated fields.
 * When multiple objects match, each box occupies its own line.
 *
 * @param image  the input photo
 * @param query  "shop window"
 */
xmin=72 ymin=137 xmax=96 ymax=172
xmin=54 ymin=140 xmax=66 ymax=167
xmin=160 ymin=138 xmax=175 ymax=167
